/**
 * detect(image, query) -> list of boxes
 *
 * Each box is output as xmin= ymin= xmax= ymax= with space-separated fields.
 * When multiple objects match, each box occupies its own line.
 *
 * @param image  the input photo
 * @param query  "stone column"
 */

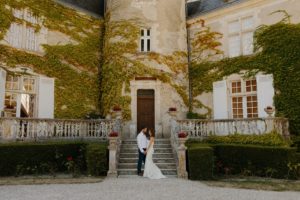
xmin=107 ymin=136 xmax=119 ymax=177
xmin=177 ymin=137 xmax=188 ymax=179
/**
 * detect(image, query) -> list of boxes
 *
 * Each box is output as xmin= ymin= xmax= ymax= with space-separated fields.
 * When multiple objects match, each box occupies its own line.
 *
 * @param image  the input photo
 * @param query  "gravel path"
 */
xmin=0 ymin=177 xmax=299 ymax=200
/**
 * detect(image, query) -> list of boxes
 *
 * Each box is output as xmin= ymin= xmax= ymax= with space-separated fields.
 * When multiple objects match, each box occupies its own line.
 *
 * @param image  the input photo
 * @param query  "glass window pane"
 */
xmin=242 ymin=17 xmax=254 ymax=31
xmin=228 ymin=20 xmax=239 ymax=34
xmin=229 ymin=35 xmax=241 ymax=57
xmin=242 ymin=32 xmax=253 ymax=55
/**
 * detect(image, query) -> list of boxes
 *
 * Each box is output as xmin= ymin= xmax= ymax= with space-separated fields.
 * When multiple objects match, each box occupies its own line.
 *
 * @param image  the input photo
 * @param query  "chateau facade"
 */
xmin=0 ymin=0 xmax=299 ymax=138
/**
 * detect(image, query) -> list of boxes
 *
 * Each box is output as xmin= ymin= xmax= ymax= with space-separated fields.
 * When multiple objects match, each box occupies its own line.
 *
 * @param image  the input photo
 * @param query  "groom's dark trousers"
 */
xmin=137 ymin=148 xmax=146 ymax=174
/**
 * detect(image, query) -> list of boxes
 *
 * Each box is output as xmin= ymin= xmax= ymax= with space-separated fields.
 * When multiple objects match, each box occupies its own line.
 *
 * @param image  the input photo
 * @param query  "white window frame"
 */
xmin=4 ymin=74 xmax=37 ymax=118
xmin=228 ymin=16 xmax=255 ymax=58
xmin=229 ymin=78 xmax=258 ymax=119
xmin=140 ymin=28 xmax=151 ymax=52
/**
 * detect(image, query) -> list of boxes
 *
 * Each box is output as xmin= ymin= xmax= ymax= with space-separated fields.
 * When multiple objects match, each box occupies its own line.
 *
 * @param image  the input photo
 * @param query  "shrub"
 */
xmin=0 ymin=142 xmax=107 ymax=177
xmin=291 ymin=135 xmax=300 ymax=152
xmin=186 ymin=111 xmax=206 ymax=119
xmin=202 ymin=132 xmax=290 ymax=147
xmin=187 ymin=145 xmax=214 ymax=180
xmin=86 ymin=143 xmax=108 ymax=176
xmin=213 ymin=144 xmax=297 ymax=179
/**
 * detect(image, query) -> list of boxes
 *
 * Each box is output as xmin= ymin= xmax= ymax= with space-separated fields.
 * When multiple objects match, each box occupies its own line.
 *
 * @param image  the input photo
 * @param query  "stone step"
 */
xmin=119 ymin=157 xmax=176 ymax=164
xmin=122 ymin=140 xmax=171 ymax=145
xmin=118 ymin=169 xmax=177 ymax=176
xmin=121 ymin=144 xmax=172 ymax=149
xmin=121 ymin=148 xmax=173 ymax=154
xmin=120 ymin=153 xmax=174 ymax=158
xmin=118 ymin=163 xmax=176 ymax=169
xmin=118 ymin=175 xmax=178 ymax=178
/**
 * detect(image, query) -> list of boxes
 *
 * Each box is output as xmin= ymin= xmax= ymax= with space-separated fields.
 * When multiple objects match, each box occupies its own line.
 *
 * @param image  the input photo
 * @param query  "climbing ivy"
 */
xmin=190 ymin=14 xmax=300 ymax=135
xmin=0 ymin=0 xmax=102 ymax=118
xmin=99 ymin=12 xmax=188 ymax=120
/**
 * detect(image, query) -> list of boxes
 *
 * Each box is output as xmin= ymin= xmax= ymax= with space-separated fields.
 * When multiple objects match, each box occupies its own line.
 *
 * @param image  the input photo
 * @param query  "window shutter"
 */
xmin=37 ymin=77 xmax=54 ymax=118
xmin=0 ymin=68 xmax=6 ymax=113
xmin=213 ymin=80 xmax=229 ymax=119
xmin=256 ymin=74 xmax=275 ymax=117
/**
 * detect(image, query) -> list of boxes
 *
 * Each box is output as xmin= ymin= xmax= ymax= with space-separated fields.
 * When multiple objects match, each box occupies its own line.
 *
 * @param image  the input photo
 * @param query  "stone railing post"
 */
xmin=177 ymin=137 xmax=188 ymax=179
xmin=107 ymin=136 xmax=119 ymax=177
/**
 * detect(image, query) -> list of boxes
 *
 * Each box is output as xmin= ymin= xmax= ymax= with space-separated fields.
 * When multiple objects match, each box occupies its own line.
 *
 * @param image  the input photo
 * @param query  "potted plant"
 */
xmin=264 ymin=106 xmax=275 ymax=117
xmin=112 ymin=105 xmax=122 ymax=119
xmin=109 ymin=131 xmax=119 ymax=137
xmin=178 ymin=131 xmax=187 ymax=138
xmin=178 ymin=131 xmax=188 ymax=147
xmin=168 ymin=107 xmax=177 ymax=117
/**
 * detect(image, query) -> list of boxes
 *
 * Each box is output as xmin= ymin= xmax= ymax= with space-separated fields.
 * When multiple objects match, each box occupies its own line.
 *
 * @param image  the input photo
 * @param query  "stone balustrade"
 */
xmin=175 ymin=117 xmax=289 ymax=139
xmin=0 ymin=117 xmax=122 ymax=142
xmin=170 ymin=117 xmax=289 ymax=179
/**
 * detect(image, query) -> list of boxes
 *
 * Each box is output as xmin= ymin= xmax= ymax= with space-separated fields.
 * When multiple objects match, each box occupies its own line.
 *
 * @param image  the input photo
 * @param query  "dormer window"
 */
xmin=140 ymin=28 xmax=151 ymax=52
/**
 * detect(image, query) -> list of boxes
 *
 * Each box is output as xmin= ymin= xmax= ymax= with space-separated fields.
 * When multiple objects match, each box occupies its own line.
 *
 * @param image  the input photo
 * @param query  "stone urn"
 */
xmin=168 ymin=107 xmax=178 ymax=117
xmin=264 ymin=106 xmax=275 ymax=117
xmin=112 ymin=106 xmax=122 ymax=119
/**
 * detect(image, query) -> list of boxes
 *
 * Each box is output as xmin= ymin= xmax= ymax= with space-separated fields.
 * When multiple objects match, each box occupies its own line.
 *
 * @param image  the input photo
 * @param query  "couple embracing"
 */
xmin=137 ymin=127 xmax=166 ymax=179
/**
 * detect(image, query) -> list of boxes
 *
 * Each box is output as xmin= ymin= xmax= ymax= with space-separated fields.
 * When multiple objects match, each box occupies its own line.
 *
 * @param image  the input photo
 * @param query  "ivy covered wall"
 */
xmin=191 ymin=17 xmax=300 ymax=135
xmin=0 ymin=0 xmax=103 ymax=118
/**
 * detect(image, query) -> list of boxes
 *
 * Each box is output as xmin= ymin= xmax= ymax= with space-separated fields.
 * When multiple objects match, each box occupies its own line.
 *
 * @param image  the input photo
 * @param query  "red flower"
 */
xmin=67 ymin=156 xmax=73 ymax=161
xmin=178 ymin=132 xmax=187 ymax=138
xmin=109 ymin=131 xmax=119 ymax=137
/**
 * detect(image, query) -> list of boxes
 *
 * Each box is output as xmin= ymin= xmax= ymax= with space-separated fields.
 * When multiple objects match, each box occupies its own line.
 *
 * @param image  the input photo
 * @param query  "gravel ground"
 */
xmin=0 ymin=177 xmax=299 ymax=200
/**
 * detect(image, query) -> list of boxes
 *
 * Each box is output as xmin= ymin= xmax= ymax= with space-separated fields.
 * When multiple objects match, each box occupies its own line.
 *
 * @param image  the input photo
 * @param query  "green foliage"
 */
xmin=99 ymin=12 xmax=189 ymax=119
xmin=187 ymin=143 xmax=298 ymax=179
xmin=86 ymin=143 xmax=108 ymax=176
xmin=191 ymin=19 xmax=300 ymax=135
xmin=291 ymin=136 xmax=300 ymax=152
xmin=0 ymin=142 xmax=107 ymax=177
xmin=201 ymin=132 xmax=290 ymax=147
xmin=187 ymin=145 xmax=214 ymax=180
xmin=213 ymin=144 xmax=298 ymax=179
xmin=0 ymin=0 xmax=102 ymax=118
xmin=186 ymin=111 xmax=206 ymax=119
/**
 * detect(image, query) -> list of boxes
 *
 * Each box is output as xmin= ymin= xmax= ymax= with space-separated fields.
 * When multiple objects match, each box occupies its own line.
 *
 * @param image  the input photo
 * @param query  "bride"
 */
xmin=143 ymin=129 xmax=166 ymax=179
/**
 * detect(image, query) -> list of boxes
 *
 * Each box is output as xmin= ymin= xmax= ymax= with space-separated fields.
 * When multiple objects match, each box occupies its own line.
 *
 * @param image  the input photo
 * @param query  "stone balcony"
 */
xmin=0 ymin=117 xmax=122 ymax=142
xmin=171 ymin=117 xmax=290 ymax=139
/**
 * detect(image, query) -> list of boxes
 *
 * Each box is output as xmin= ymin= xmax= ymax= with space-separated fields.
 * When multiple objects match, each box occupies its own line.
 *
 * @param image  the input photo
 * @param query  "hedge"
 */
xmin=187 ymin=143 xmax=298 ymax=180
xmin=199 ymin=132 xmax=290 ymax=147
xmin=213 ymin=144 xmax=297 ymax=179
xmin=187 ymin=145 xmax=214 ymax=180
xmin=86 ymin=143 xmax=108 ymax=176
xmin=0 ymin=142 xmax=108 ymax=177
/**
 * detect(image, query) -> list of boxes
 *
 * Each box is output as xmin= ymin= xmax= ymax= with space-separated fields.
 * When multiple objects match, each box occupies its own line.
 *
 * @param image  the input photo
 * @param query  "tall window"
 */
xmin=7 ymin=9 xmax=39 ymax=51
xmin=140 ymin=28 xmax=151 ymax=52
xmin=228 ymin=16 xmax=254 ymax=57
xmin=4 ymin=75 xmax=36 ymax=117
xmin=230 ymin=79 xmax=258 ymax=118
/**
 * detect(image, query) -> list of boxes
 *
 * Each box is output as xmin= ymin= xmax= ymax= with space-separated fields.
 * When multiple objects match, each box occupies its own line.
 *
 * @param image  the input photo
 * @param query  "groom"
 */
xmin=137 ymin=126 xmax=148 ymax=176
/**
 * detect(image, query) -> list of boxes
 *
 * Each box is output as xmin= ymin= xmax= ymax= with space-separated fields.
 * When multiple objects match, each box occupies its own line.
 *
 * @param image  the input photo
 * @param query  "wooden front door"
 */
xmin=137 ymin=89 xmax=155 ymax=134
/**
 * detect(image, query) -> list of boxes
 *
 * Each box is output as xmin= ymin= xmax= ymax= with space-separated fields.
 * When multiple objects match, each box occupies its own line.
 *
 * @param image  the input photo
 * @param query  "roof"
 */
xmin=57 ymin=0 xmax=105 ymax=17
xmin=187 ymin=0 xmax=248 ymax=19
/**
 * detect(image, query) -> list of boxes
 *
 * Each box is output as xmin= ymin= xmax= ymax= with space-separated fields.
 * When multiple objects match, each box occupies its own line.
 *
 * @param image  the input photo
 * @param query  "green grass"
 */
xmin=202 ymin=176 xmax=300 ymax=191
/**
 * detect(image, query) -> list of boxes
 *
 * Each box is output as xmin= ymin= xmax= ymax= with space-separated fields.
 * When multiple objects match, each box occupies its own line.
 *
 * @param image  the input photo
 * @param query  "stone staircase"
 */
xmin=118 ymin=139 xmax=177 ymax=178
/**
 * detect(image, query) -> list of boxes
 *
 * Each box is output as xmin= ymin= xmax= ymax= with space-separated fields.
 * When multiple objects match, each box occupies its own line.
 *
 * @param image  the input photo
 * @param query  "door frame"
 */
xmin=129 ymin=79 xmax=162 ymax=138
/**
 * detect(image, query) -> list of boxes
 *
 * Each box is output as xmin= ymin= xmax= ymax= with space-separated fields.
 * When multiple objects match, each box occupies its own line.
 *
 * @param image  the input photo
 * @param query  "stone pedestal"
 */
xmin=107 ymin=136 xmax=119 ymax=177
xmin=177 ymin=137 xmax=188 ymax=179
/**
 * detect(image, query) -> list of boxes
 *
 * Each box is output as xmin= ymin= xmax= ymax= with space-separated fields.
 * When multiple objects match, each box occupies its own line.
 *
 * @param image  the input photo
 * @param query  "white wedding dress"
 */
xmin=143 ymin=143 xmax=166 ymax=179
